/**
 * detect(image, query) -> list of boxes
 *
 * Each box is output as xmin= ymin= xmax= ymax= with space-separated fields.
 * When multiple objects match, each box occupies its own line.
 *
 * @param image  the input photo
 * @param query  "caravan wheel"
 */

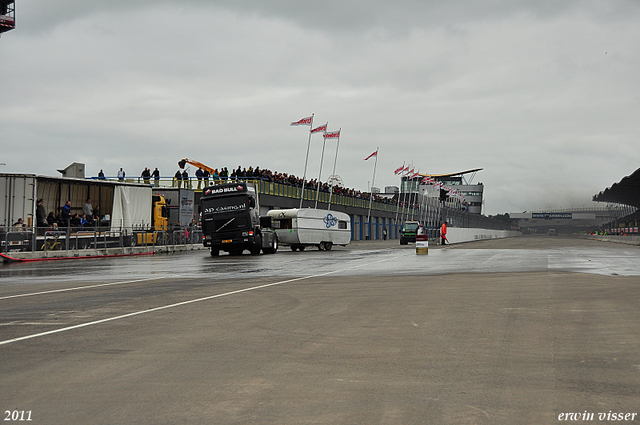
xmin=324 ymin=242 xmax=333 ymax=251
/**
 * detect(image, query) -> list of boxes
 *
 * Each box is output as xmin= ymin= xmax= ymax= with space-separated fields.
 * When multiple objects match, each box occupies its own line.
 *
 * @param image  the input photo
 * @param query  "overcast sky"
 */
xmin=1 ymin=1 xmax=639 ymax=214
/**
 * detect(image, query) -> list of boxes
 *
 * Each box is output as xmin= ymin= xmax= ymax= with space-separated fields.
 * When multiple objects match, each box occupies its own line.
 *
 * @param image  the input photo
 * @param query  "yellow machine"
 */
xmin=137 ymin=195 xmax=168 ymax=244
xmin=178 ymin=158 xmax=216 ymax=174
xmin=152 ymin=195 xmax=168 ymax=231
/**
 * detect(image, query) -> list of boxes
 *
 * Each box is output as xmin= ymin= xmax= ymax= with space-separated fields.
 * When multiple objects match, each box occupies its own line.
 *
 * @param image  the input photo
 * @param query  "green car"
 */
xmin=400 ymin=221 xmax=420 ymax=245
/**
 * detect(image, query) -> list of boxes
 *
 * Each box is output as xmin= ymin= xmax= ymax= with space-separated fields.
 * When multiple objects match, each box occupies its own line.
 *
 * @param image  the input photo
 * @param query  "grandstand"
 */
xmin=401 ymin=168 xmax=484 ymax=214
xmin=592 ymin=167 xmax=640 ymax=235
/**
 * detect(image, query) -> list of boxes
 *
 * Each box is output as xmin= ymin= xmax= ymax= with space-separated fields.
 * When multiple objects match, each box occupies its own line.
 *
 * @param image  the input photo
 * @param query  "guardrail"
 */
xmin=1 ymin=226 xmax=202 ymax=255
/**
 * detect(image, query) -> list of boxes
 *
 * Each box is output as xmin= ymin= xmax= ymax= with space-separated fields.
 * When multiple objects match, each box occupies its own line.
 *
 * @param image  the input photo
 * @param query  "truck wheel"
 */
xmin=290 ymin=246 xmax=298 ymax=252
xmin=210 ymin=248 xmax=219 ymax=257
xmin=299 ymin=246 xmax=305 ymax=251
xmin=251 ymin=236 xmax=262 ymax=255
xmin=264 ymin=236 xmax=278 ymax=254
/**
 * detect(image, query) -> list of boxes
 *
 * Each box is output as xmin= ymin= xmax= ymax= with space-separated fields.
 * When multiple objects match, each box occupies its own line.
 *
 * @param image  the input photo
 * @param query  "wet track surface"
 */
xmin=1 ymin=236 xmax=640 ymax=424
xmin=1 ymin=236 xmax=639 ymax=289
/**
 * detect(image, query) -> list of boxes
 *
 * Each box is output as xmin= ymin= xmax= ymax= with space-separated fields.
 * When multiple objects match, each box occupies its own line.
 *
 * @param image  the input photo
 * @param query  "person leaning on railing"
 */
xmin=12 ymin=218 xmax=26 ymax=231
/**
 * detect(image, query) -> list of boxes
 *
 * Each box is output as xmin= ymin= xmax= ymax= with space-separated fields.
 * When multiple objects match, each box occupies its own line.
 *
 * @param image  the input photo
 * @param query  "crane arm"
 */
xmin=178 ymin=158 xmax=216 ymax=174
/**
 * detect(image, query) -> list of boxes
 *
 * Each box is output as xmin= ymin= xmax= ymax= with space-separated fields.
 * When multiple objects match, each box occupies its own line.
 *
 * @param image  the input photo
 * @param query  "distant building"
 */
xmin=401 ymin=168 xmax=484 ymax=214
xmin=510 ymin=207 xmax=630 ymax=234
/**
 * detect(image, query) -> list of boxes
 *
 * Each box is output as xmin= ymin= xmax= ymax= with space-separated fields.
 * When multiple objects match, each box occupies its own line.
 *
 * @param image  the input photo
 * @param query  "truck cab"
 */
xmin=200 ymin=182 xmax=277 ymax=256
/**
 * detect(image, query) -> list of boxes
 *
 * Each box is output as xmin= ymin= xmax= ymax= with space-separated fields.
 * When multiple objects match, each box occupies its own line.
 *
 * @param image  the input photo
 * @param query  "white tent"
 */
xmin=110 ymin=185 xmax=152 ymax=229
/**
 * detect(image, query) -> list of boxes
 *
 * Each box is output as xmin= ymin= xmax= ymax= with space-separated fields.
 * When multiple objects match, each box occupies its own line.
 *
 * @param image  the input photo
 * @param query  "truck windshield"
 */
xmin=202 ymin=197 xmax=248 ymax=216
xmin=202 ymin=196 xmax=250 ymax=233
xmin=403 ymin=223 xmax=418 ymax=232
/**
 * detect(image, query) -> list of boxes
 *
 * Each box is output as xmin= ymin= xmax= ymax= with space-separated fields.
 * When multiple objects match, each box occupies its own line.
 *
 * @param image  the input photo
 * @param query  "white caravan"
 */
xmin=267 ymin=208 xmax=351 ymax=251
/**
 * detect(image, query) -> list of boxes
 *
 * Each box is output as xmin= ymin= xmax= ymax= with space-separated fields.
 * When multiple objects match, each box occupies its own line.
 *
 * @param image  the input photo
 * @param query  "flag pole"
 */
xmin=327 ymin=128 xmax=341 ymax=210
xmin=314 ymin=133 xmax=328 ymax=209
xmin=366 ymin=147 xmax=379 ymax=238
xmin=401 ymin=162 xmax=412 ymax=224
xmin=410 ymin=169 xmax=419 ymax=220
xmin=299 ymin=114 xmax=314 ymax=209
xmin=393 ymin=162 xmax=404 ymax=237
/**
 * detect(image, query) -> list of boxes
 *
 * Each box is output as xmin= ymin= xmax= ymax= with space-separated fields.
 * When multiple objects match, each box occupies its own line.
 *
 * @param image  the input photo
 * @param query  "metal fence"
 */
xmin=0 ymin=225 xmax=202 ymax=255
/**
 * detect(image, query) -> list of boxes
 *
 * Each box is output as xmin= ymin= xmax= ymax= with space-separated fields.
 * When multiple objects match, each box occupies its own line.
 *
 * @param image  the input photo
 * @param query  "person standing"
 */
xmin=98 ymin=170 xmax=105 ymax=180
xmin=83 ymin=198 xmax=93 ymax=218
xmin=152 ymin=167 xmax=160 ymax=187
xmin=196 ymin=167 xmax=204 ymax=190
xmin=440 ymin=221 xmax=448 ymax=245
xmin=174 ymin=170 xmax=182 ymax=188
xmin=117 ymin=168 xmax=126 ymax=181
xmin=36 ymin=199 xmax=47 ymax=228
xmin=182 ymin=169 xmax=190 ymax=189
xmin=61 ymin=200 xmax=72 ymax=227
xmin=202 ymin=168 xmax=210 ymax=187
xmin=141 ymin=167 xmax=151 ymax=185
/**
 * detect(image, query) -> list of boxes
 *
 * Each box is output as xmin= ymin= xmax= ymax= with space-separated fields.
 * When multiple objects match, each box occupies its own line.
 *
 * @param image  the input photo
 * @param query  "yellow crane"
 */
xmin=178 ymin=158 xmax=216 ymax=174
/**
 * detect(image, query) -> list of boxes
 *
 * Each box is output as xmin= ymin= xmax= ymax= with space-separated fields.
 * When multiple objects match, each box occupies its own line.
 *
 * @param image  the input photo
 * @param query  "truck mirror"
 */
xmin=260 ymin=216 xmax=273 ymax=228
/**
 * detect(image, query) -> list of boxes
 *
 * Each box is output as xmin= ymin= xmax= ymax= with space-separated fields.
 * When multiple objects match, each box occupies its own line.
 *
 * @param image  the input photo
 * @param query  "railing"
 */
xmin=1 ymin=225 xmax=202 ymax=255
xmin=87 ymin=176 xmax=413 ymax=213
xmin=82 ymin=176 xmax=510 ymax=237
xmin=253 ymin=180 xmax=410 ymax=213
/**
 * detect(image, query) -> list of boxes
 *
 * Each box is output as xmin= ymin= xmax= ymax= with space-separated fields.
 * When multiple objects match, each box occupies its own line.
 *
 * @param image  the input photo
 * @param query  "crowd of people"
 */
xmin=30 ymin=197 xmax=102 ymax=232
xmin=186 ymin=165 xmax=421 ymax=209
xmin=97 ymin=165 xmax=424 ymax=210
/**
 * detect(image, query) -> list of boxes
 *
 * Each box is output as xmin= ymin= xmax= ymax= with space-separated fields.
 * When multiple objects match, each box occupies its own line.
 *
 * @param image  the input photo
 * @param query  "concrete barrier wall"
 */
xmin=447 ymin=228 xmax=521 ymax=244
xmin=591 ymin=235 xmax=640 ymax=246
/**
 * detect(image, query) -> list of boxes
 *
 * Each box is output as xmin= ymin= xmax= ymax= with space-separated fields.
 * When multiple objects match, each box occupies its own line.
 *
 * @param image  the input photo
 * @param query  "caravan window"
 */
xmin=274 ymin=218 xmax=292 ymax=229
xmin=338 ymin=220 xmax=347 ymax=229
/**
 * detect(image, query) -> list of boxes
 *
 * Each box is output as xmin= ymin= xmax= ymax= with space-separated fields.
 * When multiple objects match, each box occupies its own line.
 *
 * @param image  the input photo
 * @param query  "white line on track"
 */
xmin=0 ymin=252 xmax=408 ymax=346
xmin=0 ymin=277 xmax=165 ymax=301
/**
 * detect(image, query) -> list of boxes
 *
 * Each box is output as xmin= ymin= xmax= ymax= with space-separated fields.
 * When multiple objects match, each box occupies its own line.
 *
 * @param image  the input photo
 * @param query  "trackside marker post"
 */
xmin=416 ymin=235 xmax=428 ymax=254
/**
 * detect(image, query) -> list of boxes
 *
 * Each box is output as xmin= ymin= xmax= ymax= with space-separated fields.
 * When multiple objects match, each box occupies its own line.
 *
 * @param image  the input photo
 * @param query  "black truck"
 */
xmin=200 ymin=182 xmax=278 ymax=256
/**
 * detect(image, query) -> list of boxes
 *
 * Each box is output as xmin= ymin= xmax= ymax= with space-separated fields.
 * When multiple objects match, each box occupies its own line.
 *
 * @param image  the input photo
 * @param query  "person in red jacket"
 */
xmin=440 ymin=221 xmax=448 ymax=245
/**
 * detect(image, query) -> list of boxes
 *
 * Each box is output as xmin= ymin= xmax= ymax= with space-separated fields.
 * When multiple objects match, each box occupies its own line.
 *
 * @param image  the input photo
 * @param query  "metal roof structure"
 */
xmin=420 ymin=168 xmax=483 ymax=178
xmin=414 ymin=168 xmax=483 ymax=186
xmin=592 ymin=167 xmax=640 ymax=208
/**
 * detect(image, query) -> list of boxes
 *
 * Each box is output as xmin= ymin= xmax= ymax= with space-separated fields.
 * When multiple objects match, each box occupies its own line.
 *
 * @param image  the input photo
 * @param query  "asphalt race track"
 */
xmin=1 ymin=236 xmax=639 ymax=424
